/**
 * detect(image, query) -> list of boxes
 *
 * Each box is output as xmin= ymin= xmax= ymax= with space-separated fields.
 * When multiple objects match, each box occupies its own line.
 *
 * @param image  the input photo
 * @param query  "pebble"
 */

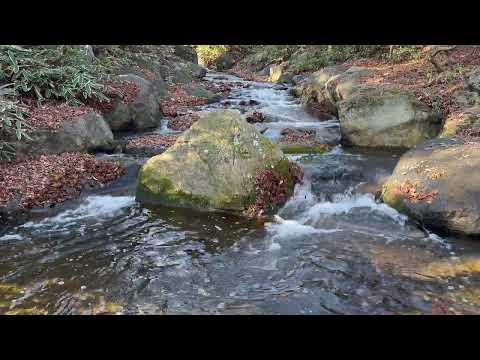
xmin=81 ymin=285 xmax=87 ymax=290
xmin=58 ymin=281 xmax=65 ymax=286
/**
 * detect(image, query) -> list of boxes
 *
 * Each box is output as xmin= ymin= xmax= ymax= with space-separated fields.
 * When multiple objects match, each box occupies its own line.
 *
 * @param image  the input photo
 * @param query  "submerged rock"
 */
xmin=338 ymin=88 xmax=442 ymax=148
xmin=136 ymin=110 xmax=296 ymax=213
xmin=382 ymin=138 xmax=480 ymax=236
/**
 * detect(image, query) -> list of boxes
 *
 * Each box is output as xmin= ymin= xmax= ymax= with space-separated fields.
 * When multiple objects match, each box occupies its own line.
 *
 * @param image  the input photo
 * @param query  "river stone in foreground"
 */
xmin=13 ymin=112 xmax=114 ymax=159
xmin=338 ymin=88 xmax=442 ymax=148
xmin=382 ymin=138 xmax=480 ymax=236
xmin=136 ymin=110 xmax=292 ymax=212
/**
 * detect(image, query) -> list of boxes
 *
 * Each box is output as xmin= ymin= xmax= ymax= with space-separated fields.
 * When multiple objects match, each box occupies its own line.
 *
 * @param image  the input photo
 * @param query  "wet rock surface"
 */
xmin=382 ymin=138 xmax=480 ymax=236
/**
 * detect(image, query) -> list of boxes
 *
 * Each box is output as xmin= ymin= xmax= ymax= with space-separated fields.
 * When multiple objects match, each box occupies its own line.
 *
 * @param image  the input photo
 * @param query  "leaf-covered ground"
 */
xmin=160 ymin=83 xmax=210 ymax=117
xmin=22 ymin=80 xmax=141 ymax=131
xmin=347 ymin=46 xmax=480 ymax=117
xmin=0 ymin=153 xmax=124 ymax=210
xmin=126 ymin=134 xmax=178 ymax=151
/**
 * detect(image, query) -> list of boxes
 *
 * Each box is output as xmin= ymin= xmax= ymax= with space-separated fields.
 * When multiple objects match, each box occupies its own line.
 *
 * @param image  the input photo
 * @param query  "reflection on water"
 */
xmin=1 ymin=72 xmax=480 ymax=315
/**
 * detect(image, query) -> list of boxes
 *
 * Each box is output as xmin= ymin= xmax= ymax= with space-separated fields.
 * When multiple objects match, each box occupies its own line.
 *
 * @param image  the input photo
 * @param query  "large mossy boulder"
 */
xmin=136 ymin=110 xmax=295 ymax=213
xmin=338 ymin=88 xmax=442 ymax=148
xmin=382 ymin=138 xmax=480 ymax=236
xmin=14 ymin=112 xmax=114 ymax=159
xmin=104 ymin=74 xmax=164 ymax=132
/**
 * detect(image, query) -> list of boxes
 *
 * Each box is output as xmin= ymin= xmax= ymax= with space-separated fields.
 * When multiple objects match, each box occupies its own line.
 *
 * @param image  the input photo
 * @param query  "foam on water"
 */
xmin=302 ymin=192 xmax=407 ymax=226
xmin=20 ymin=195 xmax=136 ymax=230
xmin=266 ymin=174 xmax=409 ymax=243
xmin=266 ymin=218 xmax=340 ymax=241
xmin=0 ymin=234 xmax=24 ymax=241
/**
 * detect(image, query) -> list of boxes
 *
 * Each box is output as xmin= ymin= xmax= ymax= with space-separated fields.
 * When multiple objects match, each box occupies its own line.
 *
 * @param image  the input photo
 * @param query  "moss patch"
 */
xmin=281 ymin=144 xmax=330 ymax=154
xmin=137 ymin=175 xmax=210 ymax=210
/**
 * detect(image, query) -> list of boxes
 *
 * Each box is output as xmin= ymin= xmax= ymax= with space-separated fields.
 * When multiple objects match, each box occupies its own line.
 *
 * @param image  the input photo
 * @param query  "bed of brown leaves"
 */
xmin=348 ymin=46 xmax=480 ymax=117
xmin=246 ymin=162 xmax=304 ymax=217
xmin=201 ymin=80 xmax=232 ymax=95
xmin=22 ymin=80 xmax=141 ymax=130
xmin=125 ymin=134 xmax=178 ymax=151
xmin=280 ymin=128 xmax=316 ymax=145
xmin=24 ymin=102 xmax=95 ymax=131
xmin=89 ymin=80 xmax=141 ymax=114
xmin=160 ymin=84 xmax=210 ymax=117
xmin=0 ymin=153 xmax=124 ymax=210
xmin=167 ymin=113 xmax=200 ymax=131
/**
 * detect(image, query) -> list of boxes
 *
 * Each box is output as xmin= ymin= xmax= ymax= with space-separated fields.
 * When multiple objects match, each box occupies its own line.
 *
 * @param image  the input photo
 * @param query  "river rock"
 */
xmin=324 ymin=66 xmax=374 ymax=103
xmin=269 ymin=63 xmax=293 ymax=84
xmin=173 ymin=45 xmax=198 ymax=64
xmin=257 ymin=65 xmax=271 ymax=77
xmin=453 ymin=89 xmax=480 ymax=108
xmin=467 ymin=66 xmax=480 ymax=93
xmin=14 ymin=112 xmax=114 ymax=159
xmin=439 ymin=106 xmax=480 ymax=138
xmin=382 ymin=138 xmax=480 ymax=236
xmin=184 ymin=84 xmax=222 ymax=103
xmin=297 ymin=65 xmax=349 ymax=101
xmin=103 ymin=74 xmax=164 ymax=132
xmin=215 ymin=53 xmax=236 ymax=71
xmin=338 ymin=88 xmax=442 ymax=148
xmin=136 ymin=110 xmax=295 ymax=212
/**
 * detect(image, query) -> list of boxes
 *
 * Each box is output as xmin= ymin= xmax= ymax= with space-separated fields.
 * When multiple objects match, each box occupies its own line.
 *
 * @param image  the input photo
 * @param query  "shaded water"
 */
xmin=1 ymin=72 xmax=480 ymax=315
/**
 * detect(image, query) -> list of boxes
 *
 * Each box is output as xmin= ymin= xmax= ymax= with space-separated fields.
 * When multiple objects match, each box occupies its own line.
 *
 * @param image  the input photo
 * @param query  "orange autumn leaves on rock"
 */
xmin=89 ymin=80 xmax=141 ymax=114
xmin=246 ymin=163 xmax=304 ymax=217
xmin=25 ymin=102 xmax=95 ymax=131
xmin=22 ymin=80 xmax=141 ymax=131
xmin=394 ymin=180 xmax=438 ymax=204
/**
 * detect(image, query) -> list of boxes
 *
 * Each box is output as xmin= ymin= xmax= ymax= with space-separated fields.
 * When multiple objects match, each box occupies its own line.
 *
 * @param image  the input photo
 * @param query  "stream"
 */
xmin=1 ymin=71 xmax=480 ymax=315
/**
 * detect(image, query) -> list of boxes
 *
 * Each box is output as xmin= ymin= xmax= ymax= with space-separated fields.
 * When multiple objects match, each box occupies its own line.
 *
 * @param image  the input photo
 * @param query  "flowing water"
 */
xmin=1 ymin=72 xmax=480 ymax=315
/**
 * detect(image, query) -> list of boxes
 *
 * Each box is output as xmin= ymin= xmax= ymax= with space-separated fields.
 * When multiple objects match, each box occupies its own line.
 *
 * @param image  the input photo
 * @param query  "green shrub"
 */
xmin=0 ymin=91 xmax=31 ymax=160
xmin=0 ymin=45 xmax=108 ymax=105
xmin=193 ymin=45 xmax=229 ymax=67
